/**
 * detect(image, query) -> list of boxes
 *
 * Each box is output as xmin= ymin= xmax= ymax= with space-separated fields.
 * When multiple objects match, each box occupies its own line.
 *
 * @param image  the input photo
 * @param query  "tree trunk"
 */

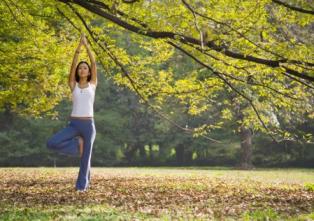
xmin=125 ymin=144 xmax=137 ymax=163
xmin=238 ymin=126 xmax=255 ymax=170
xmin=175 ymin=145 xmax=184 ymax=164
xmin=184 ymin=150 xmax=193 ymax=164
xmin=149 ymin=143 xmax=154 ymax=161
xmin=139 ymin=144 xmax=146 ymax=159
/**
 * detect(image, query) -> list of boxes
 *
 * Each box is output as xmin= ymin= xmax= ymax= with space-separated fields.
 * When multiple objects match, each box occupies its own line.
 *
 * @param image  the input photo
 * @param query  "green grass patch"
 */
xmin=0 ymin=204 xmax=157 ymax=221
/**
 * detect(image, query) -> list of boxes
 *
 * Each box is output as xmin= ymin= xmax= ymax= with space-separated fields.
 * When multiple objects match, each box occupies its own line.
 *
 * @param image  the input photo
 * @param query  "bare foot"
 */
xmin=78 ymin=136 xmax=84 ymax=158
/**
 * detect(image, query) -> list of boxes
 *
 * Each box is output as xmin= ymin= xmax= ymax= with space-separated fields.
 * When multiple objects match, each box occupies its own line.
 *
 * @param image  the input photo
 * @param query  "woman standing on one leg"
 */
xmin=46 ymin=33 xmax=97 ymax=192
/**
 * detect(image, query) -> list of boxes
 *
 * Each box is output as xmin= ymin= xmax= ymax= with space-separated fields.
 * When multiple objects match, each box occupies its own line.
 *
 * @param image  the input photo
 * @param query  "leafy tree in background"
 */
xmin=53 ymin=0 xmax=313 ymax=142
xmin=0 ymin=0 xmax=313 ymax=169
xmin=0 ymin=0 xmax=79 ymax=119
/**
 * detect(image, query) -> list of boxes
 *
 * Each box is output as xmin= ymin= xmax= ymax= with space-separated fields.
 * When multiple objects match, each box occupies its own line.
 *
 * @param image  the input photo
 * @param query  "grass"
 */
xmin=1 ymin=204 xmax=156 ymax=221
xmin=1 ymin=204 xmax=314 ymax=221
xmin=0 ymin=167 xmax=313 ymax=220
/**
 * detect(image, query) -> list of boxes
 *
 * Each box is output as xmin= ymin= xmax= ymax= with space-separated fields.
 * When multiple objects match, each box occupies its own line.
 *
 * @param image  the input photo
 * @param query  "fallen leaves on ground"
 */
xmin=0 ymin=168 xmax=313 ymax=219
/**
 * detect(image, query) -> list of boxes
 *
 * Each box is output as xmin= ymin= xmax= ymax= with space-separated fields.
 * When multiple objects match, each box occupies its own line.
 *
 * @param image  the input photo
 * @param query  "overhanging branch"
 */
xmin=57 ymin=0 xmax=314 ymax=83
xmin=272 ymin=0 xmax=314 ymax=15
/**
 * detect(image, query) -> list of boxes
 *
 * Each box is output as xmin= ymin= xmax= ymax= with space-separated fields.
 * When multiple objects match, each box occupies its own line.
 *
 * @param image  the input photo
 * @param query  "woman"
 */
xmin=46 ymin=33 xmax=97 ymax=192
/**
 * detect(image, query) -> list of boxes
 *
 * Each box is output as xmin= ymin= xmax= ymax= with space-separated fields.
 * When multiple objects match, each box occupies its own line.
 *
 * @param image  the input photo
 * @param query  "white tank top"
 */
xmin=70 ymin=82 xmax=96 ymax=117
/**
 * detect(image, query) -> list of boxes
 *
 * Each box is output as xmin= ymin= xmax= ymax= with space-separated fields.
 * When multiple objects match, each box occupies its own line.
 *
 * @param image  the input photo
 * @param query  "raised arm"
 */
xmin=82 ymin=34 xmax=97 ymax=86
xmin=68 ymin=34 xmax=84 ymax=92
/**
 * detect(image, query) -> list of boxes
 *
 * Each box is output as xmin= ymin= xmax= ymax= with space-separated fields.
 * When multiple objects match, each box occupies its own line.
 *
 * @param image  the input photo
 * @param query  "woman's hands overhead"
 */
xmin=76 ymin=33 xmax=87 ymax=53
xmin=79 ymin=33 xmax=85 ymax=46
xmin=81 ymin=33 xmax=88 ymax=47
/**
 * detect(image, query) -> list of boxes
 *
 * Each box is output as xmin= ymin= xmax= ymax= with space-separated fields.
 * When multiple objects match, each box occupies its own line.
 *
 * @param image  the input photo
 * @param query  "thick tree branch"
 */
xmin=122 ymin=0 xmax=140 ymax=3
xmin=272 ymin=0 xmax=314 ymax=15
xmin=57 ymin=0 xmax=314 ymax=83
xmin=187 ymin=43 xmax=306 ymax=100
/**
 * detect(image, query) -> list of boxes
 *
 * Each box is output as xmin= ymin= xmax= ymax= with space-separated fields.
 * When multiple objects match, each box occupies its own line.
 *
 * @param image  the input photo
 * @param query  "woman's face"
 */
xmin=78 ymin=63 xmax=90 ymax=78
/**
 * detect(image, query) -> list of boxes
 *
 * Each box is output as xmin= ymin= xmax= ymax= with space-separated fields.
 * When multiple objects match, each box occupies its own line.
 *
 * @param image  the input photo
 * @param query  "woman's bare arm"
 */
xmin=68 ymin=35 xmax=84 ymax=91
xmin=82 ymin=35 xmax=97 ymax=86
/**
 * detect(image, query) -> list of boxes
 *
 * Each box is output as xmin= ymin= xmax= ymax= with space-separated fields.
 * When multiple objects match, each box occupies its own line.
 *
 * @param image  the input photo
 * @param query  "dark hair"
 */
xmin=75 ymin=60 xmax=92 ymax=82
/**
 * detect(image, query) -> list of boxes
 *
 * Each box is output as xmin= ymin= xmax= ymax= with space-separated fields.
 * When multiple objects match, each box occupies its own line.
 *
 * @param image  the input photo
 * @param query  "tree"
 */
xmin=52 ymin=0 xmax=313 ymax=144
xmin=0 ymin=0 xmax=85 ymax=118
xmin=1 ymin=0 xmax=313 ymax=168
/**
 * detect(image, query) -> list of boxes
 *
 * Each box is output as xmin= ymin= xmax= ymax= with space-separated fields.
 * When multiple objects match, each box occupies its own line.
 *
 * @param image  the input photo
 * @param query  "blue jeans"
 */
xmin=46 ymin=118 xmax=96 ymax=191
